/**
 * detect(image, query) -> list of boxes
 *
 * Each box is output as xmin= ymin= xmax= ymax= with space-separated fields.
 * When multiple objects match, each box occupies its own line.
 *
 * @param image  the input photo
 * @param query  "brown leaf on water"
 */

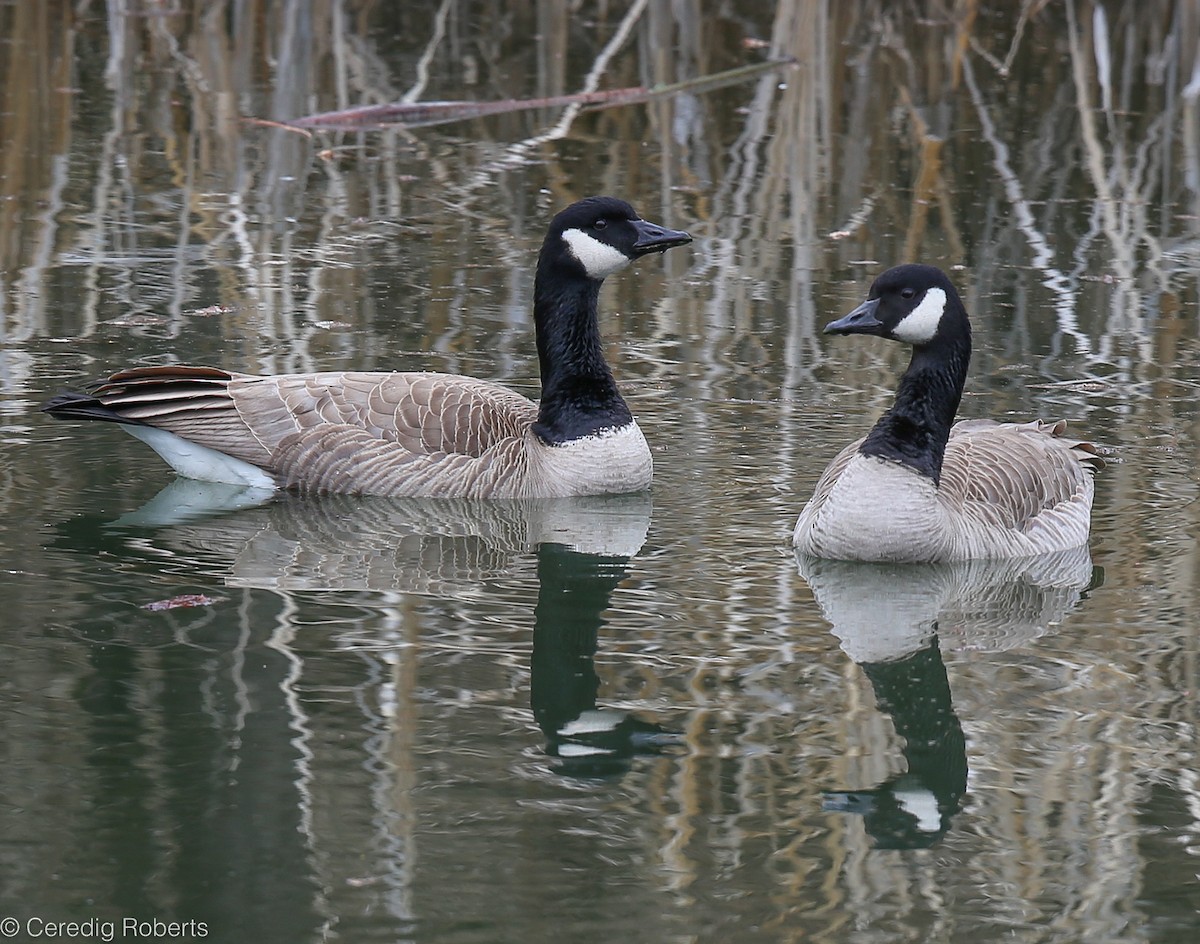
xmin=105 ymin=313 xmax=168 ymax=327
xmin=142 ymin=594 xmax=225 ymax=611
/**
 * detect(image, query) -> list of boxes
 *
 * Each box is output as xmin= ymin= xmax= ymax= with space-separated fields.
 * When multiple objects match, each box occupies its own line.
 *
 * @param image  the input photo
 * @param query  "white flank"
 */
xmin=892 ymin=286 xmax=947 ymax=344
xmin=562 ymin=228 xmax=632 ymax=279
xmin=556 ymin=743 xmax=610 ymax=758
xmin=124 ymin=426 xmax=277 ymax=489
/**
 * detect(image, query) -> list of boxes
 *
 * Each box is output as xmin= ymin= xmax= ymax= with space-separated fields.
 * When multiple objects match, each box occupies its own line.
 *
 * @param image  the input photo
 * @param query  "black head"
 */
xmin=540 ymin=196 xmax=692 ymax=282
xmin=825 ymin=264 xmax=968 ymax=347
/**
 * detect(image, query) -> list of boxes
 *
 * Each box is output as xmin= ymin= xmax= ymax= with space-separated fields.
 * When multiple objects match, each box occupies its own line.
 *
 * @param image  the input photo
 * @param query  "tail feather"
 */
xmin=42 ymin=391 xmax=145 ymax=426
xmin=43 ymin=366 xmax=237 ymax=426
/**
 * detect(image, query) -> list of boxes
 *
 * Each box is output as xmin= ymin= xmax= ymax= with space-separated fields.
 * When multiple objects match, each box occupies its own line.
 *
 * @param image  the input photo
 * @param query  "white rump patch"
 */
xmin=892 ymin=286 xmax=947 ymax=344
xmin=562 ymin=228 xmax=632 ymax=279
xmin=125 ymin=425 xmax=277 ymax=489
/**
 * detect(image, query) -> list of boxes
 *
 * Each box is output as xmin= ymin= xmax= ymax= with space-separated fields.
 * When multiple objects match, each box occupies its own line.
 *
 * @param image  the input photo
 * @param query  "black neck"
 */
xmin=531 ymin=271 xmax=631 ymax=445
xmin=859 ymin=334 xmax=970 ymax=483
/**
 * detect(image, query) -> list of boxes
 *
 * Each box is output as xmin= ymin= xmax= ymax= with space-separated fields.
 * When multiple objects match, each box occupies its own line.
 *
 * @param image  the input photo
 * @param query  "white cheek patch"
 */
xmin=562 ymin=228 xmax=632 ymax=279
xmin=892 ymin=287 xmax=947 ymax=344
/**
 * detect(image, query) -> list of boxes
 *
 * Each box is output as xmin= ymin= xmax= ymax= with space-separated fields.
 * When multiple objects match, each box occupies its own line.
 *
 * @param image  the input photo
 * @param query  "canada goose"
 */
xmin=42 ymin=196 xmax=691 ymax=498
xmin=793 ymin=264 xmax=1103 ymax=562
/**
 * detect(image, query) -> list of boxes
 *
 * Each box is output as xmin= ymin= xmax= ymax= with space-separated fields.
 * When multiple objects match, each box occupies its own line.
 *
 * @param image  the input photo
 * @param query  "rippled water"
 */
xmin=3 ymin=2 xmax=1200 ymax=943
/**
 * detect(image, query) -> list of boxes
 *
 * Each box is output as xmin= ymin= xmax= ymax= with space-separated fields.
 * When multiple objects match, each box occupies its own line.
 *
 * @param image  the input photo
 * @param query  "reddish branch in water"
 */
xmin=269 ymin=59 xmax=796 ymax=131
xmin=287 ymin=87 xmax=649 ymax=130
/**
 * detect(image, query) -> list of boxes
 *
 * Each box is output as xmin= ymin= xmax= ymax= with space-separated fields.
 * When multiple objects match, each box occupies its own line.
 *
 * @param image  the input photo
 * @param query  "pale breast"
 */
xmin=794 ymin=454 xmax=949 ymax=562
xmin=525 ymin=422 xmax=653 ymax=497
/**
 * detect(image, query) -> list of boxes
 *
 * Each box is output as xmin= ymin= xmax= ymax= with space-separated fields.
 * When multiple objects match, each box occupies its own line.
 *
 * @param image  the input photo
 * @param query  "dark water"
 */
xmin=3 ymin=2 xmax=1200 ymax=942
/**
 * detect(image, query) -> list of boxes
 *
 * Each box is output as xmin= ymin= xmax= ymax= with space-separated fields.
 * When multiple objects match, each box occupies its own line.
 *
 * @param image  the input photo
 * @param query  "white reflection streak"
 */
xmin=332 ymin=0 xmax=349 ymax=111
xmin=365 ymin=606 xmax=418 ymax=925
xmin=1092 ymin=5 xmax=1113 ymax=118
xmin=1186 ymin=58 xmax=1200 ymax=308
xmin=961 ymin=55 xmax=1093 ymax=358
xmin=1065 ymin=0 xmax=1156 ymax=361
xmin=73 ymin=3 xmax=129 ymax=337
xmin=264 ymin=597 xmax=334 ymax=929
xmin=227 ymin=595 xmax=254 ymax=767
xmin=142 ymin=9 xmax=211 ymax=332
xmin=697 ymin=68 xmax=778 ymax=396
xmin=783 ymin=6 xmax=828 ymax=391
xmin=13 ymin=153 xmax=69 ymax=341
xmin=465 ymin=0 xmax=650 ymax=189
xmin=1181 ymin=766 xmax=1200 ymax=853
xmin=224 ymin=192 xmax=260 ymax=311
xmin=402 ymin=0 xmax=453 ymax=104
xmin=1089 ymin=716 xmax=1140 ymax=933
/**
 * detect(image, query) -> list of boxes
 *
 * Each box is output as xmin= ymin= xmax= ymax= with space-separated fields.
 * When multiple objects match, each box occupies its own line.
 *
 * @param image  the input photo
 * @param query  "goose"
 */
xmin=793 ymin=264 xmax=1103 ymax=563
xmin=42 ymin=196 xmax=691 ymax=499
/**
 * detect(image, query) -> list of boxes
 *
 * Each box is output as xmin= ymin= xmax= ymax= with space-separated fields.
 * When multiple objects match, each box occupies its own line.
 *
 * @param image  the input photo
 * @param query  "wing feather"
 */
xmin=232 ymin=370 xmax=537 ymax=459
xmin=73 ymin=367 xmax=540 ymax=487
xmin=272 ymin=424 xmax=533 ymax=498
xmin=940 ymin=419 xmax=1101 ymax=537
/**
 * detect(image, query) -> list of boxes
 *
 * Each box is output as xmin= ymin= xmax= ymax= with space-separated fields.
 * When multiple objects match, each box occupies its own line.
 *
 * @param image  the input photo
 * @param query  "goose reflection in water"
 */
xmin=798 ymin=549 xmax=1099 ymax=849
xmin=44 ymin=483 xmax=680 ymax=935
xmin=531 ymin=541 xmax=679 ymax=778
xmin=102 ymin=481 xmax=677 ymax=776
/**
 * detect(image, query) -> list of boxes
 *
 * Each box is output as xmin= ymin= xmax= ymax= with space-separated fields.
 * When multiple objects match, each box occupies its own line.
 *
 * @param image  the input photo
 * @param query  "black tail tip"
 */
xmin=41 ymin=391 xmax=128 ymax=424
xmin=42 ymin=390 xmax=91 ymax=415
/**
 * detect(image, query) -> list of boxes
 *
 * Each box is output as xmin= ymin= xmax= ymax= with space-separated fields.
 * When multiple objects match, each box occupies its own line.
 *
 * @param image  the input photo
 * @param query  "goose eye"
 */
xmin=593 ymin=219 xmax=607 ymax=231
xmin=900 ymin=287 xmax=916 ymax=299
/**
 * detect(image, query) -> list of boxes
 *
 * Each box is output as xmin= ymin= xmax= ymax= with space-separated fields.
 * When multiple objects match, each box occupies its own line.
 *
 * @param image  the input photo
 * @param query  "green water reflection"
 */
xmin=3 ymin=2 xmax=1200 ymax=943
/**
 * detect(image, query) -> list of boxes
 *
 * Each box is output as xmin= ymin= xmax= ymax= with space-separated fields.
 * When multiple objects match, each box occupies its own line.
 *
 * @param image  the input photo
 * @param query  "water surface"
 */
xmin=3 ymin=3 xmax=1200 ymax=943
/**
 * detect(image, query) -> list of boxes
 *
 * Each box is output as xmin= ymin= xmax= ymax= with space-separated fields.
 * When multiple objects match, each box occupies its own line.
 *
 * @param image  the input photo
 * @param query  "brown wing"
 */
xmin=230 ymin=371 xmax=538 ymax=458
xmin=938 ymin=419 xmax=1103 ymax=533
xmin=81 ymin=366 xmax=538 ymax=471
xmin=267 ymin=424 xmax=533 ymax=497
